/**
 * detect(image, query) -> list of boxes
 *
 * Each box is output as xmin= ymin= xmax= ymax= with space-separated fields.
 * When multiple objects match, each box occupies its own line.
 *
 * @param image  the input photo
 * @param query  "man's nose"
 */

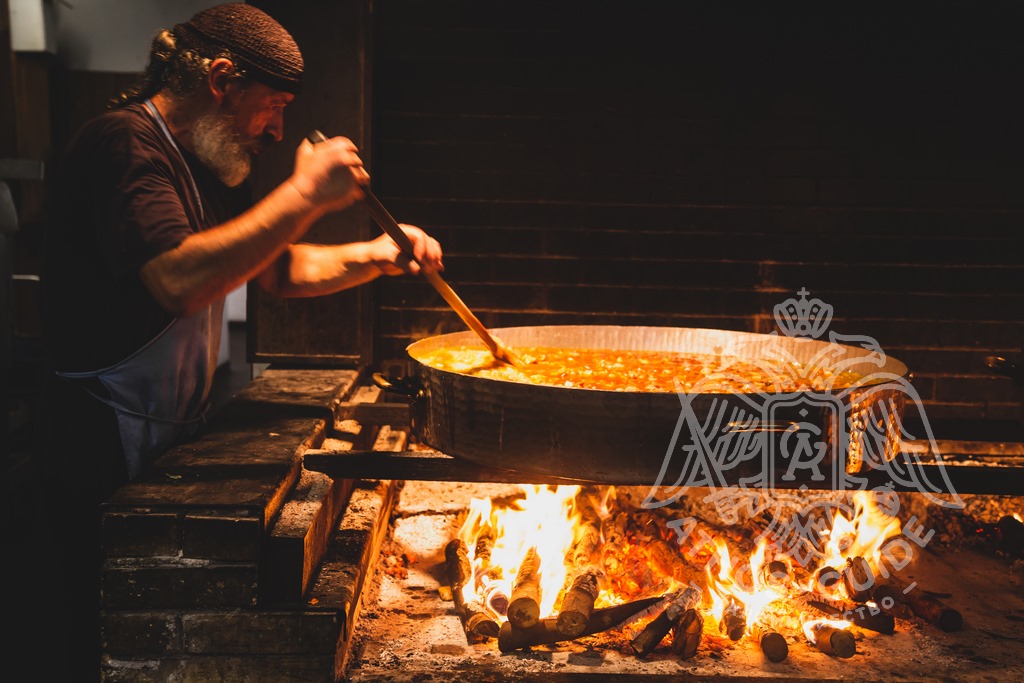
xmin=265 ymin=110 xmax=285 ymax=143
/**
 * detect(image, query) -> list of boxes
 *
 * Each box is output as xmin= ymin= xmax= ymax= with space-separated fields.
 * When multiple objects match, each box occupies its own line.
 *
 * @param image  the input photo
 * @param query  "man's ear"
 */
xmin=207 ymin=58 xmax=237 ymax=104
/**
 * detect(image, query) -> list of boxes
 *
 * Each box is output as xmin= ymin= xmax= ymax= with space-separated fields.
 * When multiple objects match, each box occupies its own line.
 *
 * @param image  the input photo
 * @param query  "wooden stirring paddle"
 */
xmin=307 ymin=131 xmax=519 ymax=367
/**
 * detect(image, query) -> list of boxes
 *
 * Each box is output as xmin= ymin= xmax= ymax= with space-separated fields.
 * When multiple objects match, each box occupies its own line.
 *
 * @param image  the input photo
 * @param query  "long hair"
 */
xmin=109 ymin=29 xmax=243 ymax=109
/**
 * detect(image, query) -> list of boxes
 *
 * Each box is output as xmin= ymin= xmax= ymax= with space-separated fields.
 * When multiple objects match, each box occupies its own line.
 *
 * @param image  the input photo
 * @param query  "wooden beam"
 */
xmin=303 ymin=448 xmax=1024 ymax=494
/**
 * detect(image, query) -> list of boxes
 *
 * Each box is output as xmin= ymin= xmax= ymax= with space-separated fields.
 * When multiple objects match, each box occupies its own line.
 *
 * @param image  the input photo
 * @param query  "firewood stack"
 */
xmin=439 ymin=485 xmax=970 ymax=660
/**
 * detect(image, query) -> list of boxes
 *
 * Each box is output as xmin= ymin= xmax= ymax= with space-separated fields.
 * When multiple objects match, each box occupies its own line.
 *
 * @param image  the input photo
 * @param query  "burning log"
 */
xmin=841 ymin=556 xmax=875 ymax=603
xmin=670 ymin=608 xmax=703 ymax=660
xmin=816 ymin=565 xmax=842 ymax=590
xmin=474 ymin=524 xmax=495 ymax=567
xmin=556 ymin=505 xmax=604 ymax=637
xmin=556 ymin=568 xmax=602 ymax=637
xmin=629 ymin=586 xmax=702 ymax=658
xmin=444 ymin=539 xmax=499 ymax=641
xmin=473 ymin=524 xmax=508 ymax=615
xmin=647 ymin=537 xmax=693 ymax=582
xmin=804 ymin=620 xmax=856 ymax=659
xmin=761 ymin=559 xmax=792 ymax=591
xmin=647 ymin=537 xmax=710 ymax=599
xmin=601 ymin=511 xmax=631 ymax=575
xmin=508 ymin=547 xmax=542 ymax=629
xmin=751 ymin=621 xmax=789 ymax=663
xmin=719 ymin=595 xmax=746 ymax=641
xmin=873 ymin=576 xmax=963 ymax=632
xmin=796 ymin=590 xmax=895 ymax=635
xmin=497 ymin=595 xmax=663 ymax=653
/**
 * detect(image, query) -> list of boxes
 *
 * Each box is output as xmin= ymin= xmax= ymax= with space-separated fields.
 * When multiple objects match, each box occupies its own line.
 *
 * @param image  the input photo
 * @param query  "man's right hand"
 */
xmin=288 ymin=134 xmax=367 ymax=212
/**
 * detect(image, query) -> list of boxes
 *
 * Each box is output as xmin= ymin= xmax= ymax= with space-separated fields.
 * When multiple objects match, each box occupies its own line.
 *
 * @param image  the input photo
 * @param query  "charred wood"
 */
xmin=555 ymin=501 xmax=605 ymax=636
xmin=751 ymin=621 xmax=789 ymax=663
xmin=806 ymin=622 xmax=856 ymax=658
xmin=497 ymin=596 xmax=662 ymax=653
xmin=796 ymin=590 xmax=895 ymax=635
xmin=997 ymin=515 xmax=1024 ymax=555
xmin=720 ymin=595 xmax=746 ymax=641
xmin=873 ymin=576 xmax=963 ymax=632
xmin=842 ymin=556 xmax=875 ymax=603
xmin=629 ymin=586 xmax=702 ymax=658
xmin=670 ymin=608 xmax=703 ymax=660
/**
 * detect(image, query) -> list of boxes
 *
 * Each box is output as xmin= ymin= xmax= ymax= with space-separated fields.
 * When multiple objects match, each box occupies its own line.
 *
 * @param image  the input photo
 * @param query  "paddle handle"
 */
xmin=306 ymin=131 xmax=518 ymax=366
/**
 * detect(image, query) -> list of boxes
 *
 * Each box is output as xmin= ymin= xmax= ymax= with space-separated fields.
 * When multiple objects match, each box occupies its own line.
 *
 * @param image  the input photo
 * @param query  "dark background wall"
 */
xmin=369 ymin=1 xmax=1024 ymax=429
xmin=6 ymin=1 xmax=1024 ymax=447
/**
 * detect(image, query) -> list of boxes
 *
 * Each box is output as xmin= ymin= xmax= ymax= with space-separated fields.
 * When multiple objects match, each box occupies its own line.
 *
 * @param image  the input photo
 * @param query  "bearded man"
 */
xmin=36 ymin=5 xmax=442 ymax=679
xmin=43 ymin=3 xmax=442 ymax=490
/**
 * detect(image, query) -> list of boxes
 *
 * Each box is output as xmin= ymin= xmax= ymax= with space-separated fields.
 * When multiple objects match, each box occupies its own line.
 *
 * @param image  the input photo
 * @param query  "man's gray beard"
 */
xmin=191 ymin=112 xmax=251 ymax=187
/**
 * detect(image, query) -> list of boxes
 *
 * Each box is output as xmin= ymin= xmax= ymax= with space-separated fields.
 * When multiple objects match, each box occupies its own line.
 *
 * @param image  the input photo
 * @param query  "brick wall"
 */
xmin=370 ymin=2 xmax=1024 ymax=426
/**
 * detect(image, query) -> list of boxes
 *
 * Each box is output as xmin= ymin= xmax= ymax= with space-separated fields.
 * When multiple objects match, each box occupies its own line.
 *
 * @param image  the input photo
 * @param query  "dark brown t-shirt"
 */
xmin=43 ymin=103 xmax=251 ymax=371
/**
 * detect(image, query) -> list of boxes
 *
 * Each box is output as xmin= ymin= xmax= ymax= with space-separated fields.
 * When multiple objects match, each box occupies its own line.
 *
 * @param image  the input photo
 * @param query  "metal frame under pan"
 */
xmin=304 ymin=378 xmax=1024 ymax=497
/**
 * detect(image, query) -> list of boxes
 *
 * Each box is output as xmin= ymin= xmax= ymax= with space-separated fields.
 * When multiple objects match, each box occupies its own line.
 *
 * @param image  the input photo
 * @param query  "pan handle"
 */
xmin=371 ymin=372 xmax=424 ymax=397
xmin=727 ymin=421 xmax=801 ymax=434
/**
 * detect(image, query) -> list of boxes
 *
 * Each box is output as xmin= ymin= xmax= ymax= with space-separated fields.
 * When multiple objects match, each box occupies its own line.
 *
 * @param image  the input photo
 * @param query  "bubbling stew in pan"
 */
xmin=414 ymin=345 xmax=865 ymax=393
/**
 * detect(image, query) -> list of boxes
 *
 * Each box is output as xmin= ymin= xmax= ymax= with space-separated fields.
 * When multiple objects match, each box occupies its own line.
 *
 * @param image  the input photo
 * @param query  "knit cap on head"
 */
xmin=173 ymin=3 xmax=303 ymax=94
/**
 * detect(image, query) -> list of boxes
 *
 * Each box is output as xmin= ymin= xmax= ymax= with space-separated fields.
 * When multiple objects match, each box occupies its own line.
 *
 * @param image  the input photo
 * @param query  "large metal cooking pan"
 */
xmin=379 ymin=325 xmax=910 ymax=487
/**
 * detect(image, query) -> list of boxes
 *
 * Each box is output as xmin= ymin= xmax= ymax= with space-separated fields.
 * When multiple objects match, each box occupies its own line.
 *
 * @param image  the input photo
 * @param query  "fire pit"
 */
xmin=340 ymin=479 xmax=1024 ymax=682
xmin=305 ymin=377 xmax=1024 ymax=683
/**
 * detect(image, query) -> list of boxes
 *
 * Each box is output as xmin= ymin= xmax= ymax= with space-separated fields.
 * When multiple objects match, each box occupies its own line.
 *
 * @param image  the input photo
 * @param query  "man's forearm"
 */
xmin=140 ymin=180 xmax=331 ymax=316
xmin=256 ymin=242 xmax=384 ymax=298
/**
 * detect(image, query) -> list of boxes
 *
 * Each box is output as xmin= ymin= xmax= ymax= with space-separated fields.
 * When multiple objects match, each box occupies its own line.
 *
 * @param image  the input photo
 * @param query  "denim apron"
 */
xmin=55 ymin=100 xmax=223 ymax=480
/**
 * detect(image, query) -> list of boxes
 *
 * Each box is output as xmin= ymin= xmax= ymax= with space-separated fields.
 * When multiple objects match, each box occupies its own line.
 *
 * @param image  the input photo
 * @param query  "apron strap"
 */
xmin=55 ymin=371 xmax=209 ymax=426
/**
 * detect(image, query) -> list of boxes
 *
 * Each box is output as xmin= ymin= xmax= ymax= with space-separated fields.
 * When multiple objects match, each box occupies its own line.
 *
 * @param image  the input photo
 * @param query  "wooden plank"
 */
xmin=104 ymin=369 xmax=359 ymax=526
xmin=262 ymin=383 xmax=386 ymax=604
xmin=261 ymin=470 xmax=355 ymax=604
xmin=335 ymin=401 xmax=411 ymax=427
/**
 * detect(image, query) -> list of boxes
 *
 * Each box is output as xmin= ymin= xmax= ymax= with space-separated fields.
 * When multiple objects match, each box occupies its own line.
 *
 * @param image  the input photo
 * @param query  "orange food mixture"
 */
xmin=415 ymin=346 xmax=863 ymax=393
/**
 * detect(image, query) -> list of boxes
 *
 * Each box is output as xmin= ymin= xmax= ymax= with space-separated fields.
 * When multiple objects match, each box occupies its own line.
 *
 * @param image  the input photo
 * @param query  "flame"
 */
xmin=802 ymin=617 xmax=852 ymax=644
xmin=460 ymin=485 xmax=581 ymax=619
xmin=454 ymin=484 xmax=907 ymax=644
xmin=705 ymin=537 xmax=783 ymax=631
xmin=818 ymin=491 xmax=902 ymax=583
xmin=1014 ymin=513 xmax=1023 ymax=524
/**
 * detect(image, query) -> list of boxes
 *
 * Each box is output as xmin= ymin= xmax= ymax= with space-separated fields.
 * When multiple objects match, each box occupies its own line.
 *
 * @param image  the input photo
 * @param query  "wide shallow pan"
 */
xmin=379 ymin=325 xmax=910 ymax=487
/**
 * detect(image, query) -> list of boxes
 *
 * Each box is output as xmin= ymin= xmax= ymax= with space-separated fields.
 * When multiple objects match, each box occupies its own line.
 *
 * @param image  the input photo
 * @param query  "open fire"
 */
xmin=440 ymin=484 xmax=989 ymax=661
